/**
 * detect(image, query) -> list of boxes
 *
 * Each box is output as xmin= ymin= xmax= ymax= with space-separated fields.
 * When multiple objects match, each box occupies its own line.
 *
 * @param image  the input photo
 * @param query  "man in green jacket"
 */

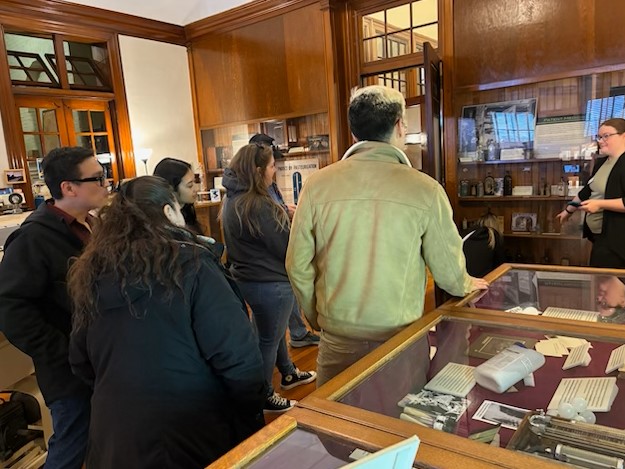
xmin=286 ymin=85 xmax=489 ymax=386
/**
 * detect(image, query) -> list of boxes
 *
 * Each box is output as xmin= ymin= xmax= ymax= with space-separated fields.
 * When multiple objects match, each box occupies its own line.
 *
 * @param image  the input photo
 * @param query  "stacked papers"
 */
xmin=535 ymin=336 xmax=591 ymax=357
xmin=542 ymin=307 xmax=599 ymax=322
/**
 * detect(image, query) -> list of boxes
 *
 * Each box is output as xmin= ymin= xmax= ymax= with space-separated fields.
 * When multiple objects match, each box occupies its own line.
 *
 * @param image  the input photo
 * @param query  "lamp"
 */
xmin=136 ymin=148 xmax=153 ymax=175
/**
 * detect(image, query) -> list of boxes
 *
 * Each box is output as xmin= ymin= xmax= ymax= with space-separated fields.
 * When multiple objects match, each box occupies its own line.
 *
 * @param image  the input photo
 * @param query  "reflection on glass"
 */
xmin=73 ymin=110 xmax=91 ymax=133
xmin=91 ymin=111 xmax=106 ymax=132
xmin=23 ymin=135 xmax=42 ymax=160
xmin=413 ymin=25 xmax=438 ymax=52
xmin=19 ymin=108 xmax=38 ymax=133
xmin=9 ymin=69 xmax=28 ymax=81
xmin=361 ymin=1 xmax=439 ymax=63
xmin=43 ymin=135 xmax=61 ymax=154
xmin=4 ymin=33 xmax=59 ymax=84
xmin=412 ymin=0 xmax=438 ymax=26
xmin=336 ymin=317 xmax=625 ymax=453
xmin=94 ymin=135 xmax=109 ymax=155
xmin=387 ymin=4 xmax=410 ymax=32
xmin=77 ymin=135 xmax=93 ymax=150
xmin=63 ymin=41 xmax=110 ymax=89
xmin=248 ymin=429 xmax=353 ymax=468
xmin=40 ymin=109 xmax=58 ymax=133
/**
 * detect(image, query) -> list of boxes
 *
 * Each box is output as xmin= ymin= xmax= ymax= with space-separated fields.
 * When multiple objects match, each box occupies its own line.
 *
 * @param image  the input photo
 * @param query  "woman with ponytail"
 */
xmin=68 ymin=176 xmax=265 ymax=469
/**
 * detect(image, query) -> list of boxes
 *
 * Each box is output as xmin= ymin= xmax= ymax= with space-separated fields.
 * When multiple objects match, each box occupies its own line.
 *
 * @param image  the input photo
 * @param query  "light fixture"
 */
xmin=136 ymin=148 xmax=153 ymax=175
xmin=96 ymin=153 xmax=112 ymax=164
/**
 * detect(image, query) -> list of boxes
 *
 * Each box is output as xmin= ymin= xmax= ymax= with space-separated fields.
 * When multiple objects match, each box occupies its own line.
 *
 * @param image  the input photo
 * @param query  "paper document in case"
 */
xmin=547 ymin=377 xmax=618 ymax=412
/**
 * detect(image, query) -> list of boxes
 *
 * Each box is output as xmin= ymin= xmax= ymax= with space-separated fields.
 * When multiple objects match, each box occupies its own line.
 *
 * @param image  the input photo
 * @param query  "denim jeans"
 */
xmin=237 ymin=281 xmax=297 ymax=395
xmin=46 ymin=395 xmax=91 ymax=469
xmin=288 ymin=302 xmax=309 ymax=341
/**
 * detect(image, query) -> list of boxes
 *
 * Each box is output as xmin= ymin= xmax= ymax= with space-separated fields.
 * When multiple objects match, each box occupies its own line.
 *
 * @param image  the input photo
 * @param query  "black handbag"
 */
xmin=0 ymin=397 xmax=28 ymax=461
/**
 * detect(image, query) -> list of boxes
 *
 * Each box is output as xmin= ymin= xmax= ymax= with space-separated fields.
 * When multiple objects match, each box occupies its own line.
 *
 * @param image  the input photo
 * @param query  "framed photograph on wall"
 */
xmin=5 ymin=169 xmax=26 ymax=185
xmin=511 ymin=212 xmax=537 ymax=232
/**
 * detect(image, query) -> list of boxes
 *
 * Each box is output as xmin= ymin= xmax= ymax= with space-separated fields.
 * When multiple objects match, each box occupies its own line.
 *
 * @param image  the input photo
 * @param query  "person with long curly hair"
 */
xmin=68 ymin=176 xmax=265 ymax=468
xmin=221 ymin=143 xmax=316 ymax=413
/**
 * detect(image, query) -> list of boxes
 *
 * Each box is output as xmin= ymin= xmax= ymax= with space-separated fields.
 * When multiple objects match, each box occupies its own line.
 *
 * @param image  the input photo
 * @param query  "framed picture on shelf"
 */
xmin=511 ymin=212 xmax=537 ymax=232
xmin=460 ymin=98 xmax=537 ymax=161
xmin=307 ymin=135 xmax=329 ymax=152
xmin=4 ymin=169 xmax=26 ymax=185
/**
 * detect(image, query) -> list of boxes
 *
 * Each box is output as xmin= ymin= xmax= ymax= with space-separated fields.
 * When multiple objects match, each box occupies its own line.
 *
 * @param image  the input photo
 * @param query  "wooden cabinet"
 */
xmin=452 ymin=68 xmax=625 ymax=266
xmin=189 ymin=3 xmax=328 ymax=129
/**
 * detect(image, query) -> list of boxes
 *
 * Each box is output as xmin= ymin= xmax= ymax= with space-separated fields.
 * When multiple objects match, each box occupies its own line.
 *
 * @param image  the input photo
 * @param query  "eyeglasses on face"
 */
xmin=595 ymin=133 xmax=622 ymax=141
xmin=67 ymin=175 xmax=107 ymax=187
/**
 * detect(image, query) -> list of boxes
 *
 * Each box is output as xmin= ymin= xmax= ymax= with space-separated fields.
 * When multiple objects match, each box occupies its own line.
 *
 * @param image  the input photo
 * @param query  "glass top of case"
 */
xmin=335 ymin=317 xmax=625 ymax=464
xmin=248 ymin=428 xmax=422 ymax=469
xmin=469 ymin=268 xmax=625 ymax=324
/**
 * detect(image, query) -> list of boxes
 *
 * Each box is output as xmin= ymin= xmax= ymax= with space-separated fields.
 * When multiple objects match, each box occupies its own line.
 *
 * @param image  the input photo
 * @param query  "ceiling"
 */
xmin=61 ymin=0 xmax=257 ymax=26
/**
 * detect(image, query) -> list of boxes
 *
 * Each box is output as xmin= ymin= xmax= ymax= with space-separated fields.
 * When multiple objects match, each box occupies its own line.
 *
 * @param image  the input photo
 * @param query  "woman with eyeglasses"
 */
xmin=153 ymin=157 xmax=202 ymax=234
xmin=67 ymin=176 xmax=266 ymax=469
xmin=221 ymin=143 xmax=316 ymax=413
xmin=557 ymin=118 xmax=625 ymax=267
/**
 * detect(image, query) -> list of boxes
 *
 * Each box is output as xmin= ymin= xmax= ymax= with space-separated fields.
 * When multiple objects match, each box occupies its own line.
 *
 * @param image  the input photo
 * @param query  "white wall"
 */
xmin=119 ymin=35 xmax=198 ymax=176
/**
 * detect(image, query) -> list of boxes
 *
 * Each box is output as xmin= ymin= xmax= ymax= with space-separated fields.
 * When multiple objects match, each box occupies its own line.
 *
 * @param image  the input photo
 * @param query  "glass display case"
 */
xmin=449 ymin=263 xmax=625 ymax=325
xmin=300 ymin=308 xmax=625 ymax=467
xmin=209 ymin=406 xmax=547 ymax=469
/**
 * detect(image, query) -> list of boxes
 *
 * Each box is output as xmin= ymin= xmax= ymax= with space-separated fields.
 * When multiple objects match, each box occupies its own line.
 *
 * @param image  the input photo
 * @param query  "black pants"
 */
xmin=590 ymin=234 xmax=625 ymax=268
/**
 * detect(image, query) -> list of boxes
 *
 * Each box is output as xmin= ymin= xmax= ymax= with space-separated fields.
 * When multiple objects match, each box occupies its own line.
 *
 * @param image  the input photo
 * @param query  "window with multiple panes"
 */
xmin=361 ymin=0 xmax=438 ymax=63
xmin=4 ymin=32 xmax=111 ymax=90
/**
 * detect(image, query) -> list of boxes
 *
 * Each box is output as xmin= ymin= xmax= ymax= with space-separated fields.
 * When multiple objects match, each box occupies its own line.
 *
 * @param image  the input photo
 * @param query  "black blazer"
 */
xmin=578 ymin=152 xmax=625 ymax=262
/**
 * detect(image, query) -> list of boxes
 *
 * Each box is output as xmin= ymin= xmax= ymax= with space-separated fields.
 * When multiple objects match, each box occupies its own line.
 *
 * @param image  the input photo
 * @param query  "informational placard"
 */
xmin=534 ymin=115 xmax=588 ymax=159
xmin=275 ymin=157 xmax=320 ymax=205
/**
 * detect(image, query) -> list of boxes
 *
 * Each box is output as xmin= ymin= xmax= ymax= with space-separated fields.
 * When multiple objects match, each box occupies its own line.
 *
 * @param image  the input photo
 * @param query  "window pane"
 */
xmin=363 ymin=37 xmax=383 ymax=62
xmin=387 ymin=4 xmax=411 ymax=32
xmin=4 ymin=33 xmax=58 ymax=84
xmin=91 ymin=111 xmax=106 ymax=132
xmin=43 ymin=135 xmax=61 ymax=154
xmin=413 ymin=24 xmax=438 ymax=52
xmin=23 ymin=134 xmax=43 ymax=160
xmin=77 ymin=135 xmax=93 ymax=151
xmin=19 ymin=108 xmax=38 ymax=132
xmin=387 ymin=33 xmax=410 ymax=58
xmin=73 ymin=110 xmax=91 ymax=133
xmin=40 ymin=109 xmax=58 ymax=133
xmin=63 ymin=40 xmax=110 ymax=90
xmin=94 ymin=135 xmax=110 ymax=155
xmin=412 ymin=0 xmax=438 ymax=25
xmin=9 ymin=69 xmax=28 ymax=81
xmin=362 ymin=11 xmax=385 ymax=38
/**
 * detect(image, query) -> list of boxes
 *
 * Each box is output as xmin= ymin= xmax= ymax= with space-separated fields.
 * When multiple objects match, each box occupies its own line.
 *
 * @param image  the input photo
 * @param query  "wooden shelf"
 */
xmin=503 ymin=232 xmax=582 ymax=240
xmin=459 ymin=196 xmax=572 ymax=202
xmin=458 ymin=158 xmax=588 ymax=166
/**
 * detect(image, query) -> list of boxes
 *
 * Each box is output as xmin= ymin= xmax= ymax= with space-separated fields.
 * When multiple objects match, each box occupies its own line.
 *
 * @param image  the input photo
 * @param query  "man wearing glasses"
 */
xmin=0 ymin=146 xmax=108 ymax=468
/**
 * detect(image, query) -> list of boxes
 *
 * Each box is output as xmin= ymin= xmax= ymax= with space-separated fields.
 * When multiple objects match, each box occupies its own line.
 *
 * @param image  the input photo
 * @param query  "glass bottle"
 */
xmin=483 ymin=172 xmax=495 ymax=196
xmin=503 ymin=171 xmax=512 ymax=196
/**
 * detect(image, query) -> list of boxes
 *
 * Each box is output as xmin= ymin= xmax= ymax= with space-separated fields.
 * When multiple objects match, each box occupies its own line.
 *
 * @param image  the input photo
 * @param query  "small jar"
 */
xmin=476 ymin=181 xmax=485 ymax=197
xmin=460 ymin=180 xmax=470 ymax=197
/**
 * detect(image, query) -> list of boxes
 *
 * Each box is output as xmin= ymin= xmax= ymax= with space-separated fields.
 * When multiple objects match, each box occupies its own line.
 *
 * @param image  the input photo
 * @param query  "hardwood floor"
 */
xmin=266 ymin=274 xmax=436 ymax=423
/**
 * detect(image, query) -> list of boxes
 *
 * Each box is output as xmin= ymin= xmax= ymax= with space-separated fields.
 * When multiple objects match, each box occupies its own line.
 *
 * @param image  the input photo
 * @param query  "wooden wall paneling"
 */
xmin=321 ymin=0 xmax=360 ymax=161
xmin=187 ymin=43 xmax=205 ymax=174
xmin=0 ymin=0 xmax=185 ymax=45
xmin=184 ymin=0 xmax=321 ymax=40
xmin=441 ymin=0 xmax=457 ymax=203
xmin=107 ymin=35 xmax=135 ymax=178
xmin=453 ymin=0 xmax=597 ymax=88
xmin=191 ymin=33 xmax=242 ymax=127
xmin=283 ymin=4 xmax=328 ymax=115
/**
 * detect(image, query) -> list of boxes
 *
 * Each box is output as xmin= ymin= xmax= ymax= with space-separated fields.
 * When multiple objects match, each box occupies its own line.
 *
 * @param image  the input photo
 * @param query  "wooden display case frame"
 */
xmin=298 ymin=305 xmax=625 ymax=468
xmin=209 ymin=406 xmax=552 ymax=469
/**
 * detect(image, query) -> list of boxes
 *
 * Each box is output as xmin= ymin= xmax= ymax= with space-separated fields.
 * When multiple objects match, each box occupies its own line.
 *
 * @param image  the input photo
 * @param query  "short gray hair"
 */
xmin=348 ymin=86 xmax=406 ymax=142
